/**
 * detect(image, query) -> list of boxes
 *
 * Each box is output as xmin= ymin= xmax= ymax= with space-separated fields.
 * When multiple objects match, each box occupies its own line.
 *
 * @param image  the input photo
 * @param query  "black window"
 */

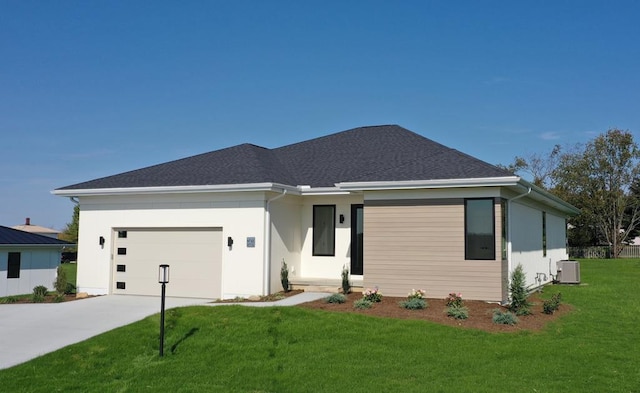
xmin=542 ymin=212 xmax=547 ymax=257
xmin=313 ymin=205 xmax=336 ymax=256
xmin=7 ymin=252 xmax=20 ymax=279
xmin=118 ymin=231 xmax=128 ymax=238
xmin=116 ymin=264 xmax=126 ymax=272
xmin=465 ymin=199 xmax=495 ymax=260
xmin=116 ymin=282 xmax=126 ymax=289
xmin=117 ymin=248 xmax=127 ymax=255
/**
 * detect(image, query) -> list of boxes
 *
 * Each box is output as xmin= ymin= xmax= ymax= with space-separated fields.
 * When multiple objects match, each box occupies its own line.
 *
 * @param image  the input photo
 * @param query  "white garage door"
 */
xmin=112 ymin=228 xmax=222 ymax=298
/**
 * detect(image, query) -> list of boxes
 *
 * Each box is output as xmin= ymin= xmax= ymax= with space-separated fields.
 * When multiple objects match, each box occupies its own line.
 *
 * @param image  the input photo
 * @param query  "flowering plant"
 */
xmin=407 ymin=289 xmax=426 ymax=300
xmin=363 ymin=287 xmax=382 ymax=302
xmin=445 ymin=292 xmax=463 ymax=308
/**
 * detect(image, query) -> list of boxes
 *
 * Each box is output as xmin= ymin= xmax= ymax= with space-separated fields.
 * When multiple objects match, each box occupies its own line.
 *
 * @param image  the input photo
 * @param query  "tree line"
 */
xmin=500 ymin=129 xmax=640 ymax=257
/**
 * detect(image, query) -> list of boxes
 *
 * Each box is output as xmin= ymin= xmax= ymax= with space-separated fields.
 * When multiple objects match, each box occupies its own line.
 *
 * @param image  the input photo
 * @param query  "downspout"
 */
xmin=506 ymin=186 xmax=531 ymax=302
xmin=263 ymin=189 xmax=287 ymax=295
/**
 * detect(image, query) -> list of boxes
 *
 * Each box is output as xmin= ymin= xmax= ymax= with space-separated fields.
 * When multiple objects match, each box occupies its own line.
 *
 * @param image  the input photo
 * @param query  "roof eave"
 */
xmin=518 ymin=179 xmax=581 ymax=216
xmin=52 ymin=183 xmax=302 ymax=197
xmin=336 ymin=177 xmax=522 ymax=191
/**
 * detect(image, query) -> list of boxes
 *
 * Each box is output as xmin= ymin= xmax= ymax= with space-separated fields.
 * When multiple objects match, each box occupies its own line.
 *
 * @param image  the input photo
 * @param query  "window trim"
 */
xmin=542 ymin=211 xmax=547 ymax=257
xmin=464 ymin=198 xmax=496 ymax=260
xmin=312 ymin=204 xmax=336 ymax=256
xmin=7 ymin=252 xmax=21 ymax=279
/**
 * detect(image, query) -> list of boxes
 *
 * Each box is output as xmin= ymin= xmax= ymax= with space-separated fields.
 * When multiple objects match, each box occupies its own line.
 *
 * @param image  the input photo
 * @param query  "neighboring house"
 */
xmin=53 ymin=125 xmax=579 ymax=302
xmin=0 ymin=226 xmax=72 ymax=297
xmin=12 ymin=218 xmax=60 ymax=239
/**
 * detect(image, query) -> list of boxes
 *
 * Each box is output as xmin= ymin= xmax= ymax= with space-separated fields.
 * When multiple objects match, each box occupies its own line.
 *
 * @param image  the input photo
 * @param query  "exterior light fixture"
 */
xmin=158 ymin=264 xmax=170 ymax=357
xmin=99 ymin=236 xmax=105 ymax=247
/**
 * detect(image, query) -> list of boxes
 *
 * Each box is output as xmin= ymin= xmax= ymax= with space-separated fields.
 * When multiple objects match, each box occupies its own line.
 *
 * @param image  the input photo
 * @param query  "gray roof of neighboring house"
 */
xmin=0 ymin=226 xmax=73 ymax=246
xmin=56 ymin=125 xmax=513 ymax=191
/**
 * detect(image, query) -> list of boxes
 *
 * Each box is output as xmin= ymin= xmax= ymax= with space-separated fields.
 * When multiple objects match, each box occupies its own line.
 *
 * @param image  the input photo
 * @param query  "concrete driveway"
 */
xmin=0 ymin=295 xmax=211 ymax=370
xmin=0 ymin=292 xmax=327 ymax=370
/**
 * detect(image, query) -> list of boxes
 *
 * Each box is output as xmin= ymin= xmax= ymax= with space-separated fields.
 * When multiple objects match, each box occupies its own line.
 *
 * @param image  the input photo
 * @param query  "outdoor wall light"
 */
xmin=227 ymin=236 xmax=234 ymax=247
xmin=99 ymin=236 xmax=105 ymax=247
xmin=339 ymin=214 xmax=345 ymax=224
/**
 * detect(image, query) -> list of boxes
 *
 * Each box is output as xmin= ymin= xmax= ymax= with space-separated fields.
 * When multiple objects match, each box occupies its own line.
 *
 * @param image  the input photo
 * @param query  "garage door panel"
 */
xmin=113 ymin=228 xmax=222 ymax=298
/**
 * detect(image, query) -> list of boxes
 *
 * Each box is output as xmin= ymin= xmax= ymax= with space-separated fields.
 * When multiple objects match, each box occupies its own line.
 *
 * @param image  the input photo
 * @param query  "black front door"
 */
xmin=350 ymin=204 xmax=364 ymax=275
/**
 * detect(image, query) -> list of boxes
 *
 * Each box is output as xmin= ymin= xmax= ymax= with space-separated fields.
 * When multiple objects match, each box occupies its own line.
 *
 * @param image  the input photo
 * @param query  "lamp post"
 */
xmin=158 ymin=264 xmax=170 ymax=357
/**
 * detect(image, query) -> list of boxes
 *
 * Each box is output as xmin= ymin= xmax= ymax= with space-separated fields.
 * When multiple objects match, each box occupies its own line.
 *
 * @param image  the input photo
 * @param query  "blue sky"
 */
xmin=1 ymin=1 xmax=639 ymax=230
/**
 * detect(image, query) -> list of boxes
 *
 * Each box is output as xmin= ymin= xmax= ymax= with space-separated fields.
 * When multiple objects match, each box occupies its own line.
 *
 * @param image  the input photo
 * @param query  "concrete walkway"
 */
xmin=0 ymin=292 xmax=327 ymax=370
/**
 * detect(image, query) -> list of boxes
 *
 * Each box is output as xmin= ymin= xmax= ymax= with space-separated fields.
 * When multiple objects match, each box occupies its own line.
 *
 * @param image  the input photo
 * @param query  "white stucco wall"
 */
xmin=269 ymin=195 xmax=302 ymax=292
xmin=76 ymin=192 xmax=267 ymax=299
xmin=510 ymin=201 xmax=569 ymax=288
xmin=0 ymin=248 xmax=60 ymax=297
xmin=299 ymin=195 xmax=363 ymax=279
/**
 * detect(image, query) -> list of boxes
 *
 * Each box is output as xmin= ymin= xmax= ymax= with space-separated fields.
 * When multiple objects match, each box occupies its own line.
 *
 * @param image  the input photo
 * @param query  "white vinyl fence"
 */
xmin=569 ymin=245 xmax=640 ymax=259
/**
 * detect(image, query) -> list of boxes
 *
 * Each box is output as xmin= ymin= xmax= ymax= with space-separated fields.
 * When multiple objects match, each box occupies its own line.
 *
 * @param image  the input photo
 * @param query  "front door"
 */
xmin=350 ymin=204 xmax=364 ymax=275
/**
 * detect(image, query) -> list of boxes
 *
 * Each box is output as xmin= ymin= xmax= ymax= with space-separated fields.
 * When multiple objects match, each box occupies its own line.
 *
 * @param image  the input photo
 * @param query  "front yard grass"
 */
xmin=0 ymin=259 xmax=638 ymax=392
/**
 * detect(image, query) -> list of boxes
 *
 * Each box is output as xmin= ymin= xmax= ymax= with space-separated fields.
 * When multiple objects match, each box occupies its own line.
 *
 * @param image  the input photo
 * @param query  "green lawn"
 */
xmin=1 ymin=259 xmax=638 ymax=392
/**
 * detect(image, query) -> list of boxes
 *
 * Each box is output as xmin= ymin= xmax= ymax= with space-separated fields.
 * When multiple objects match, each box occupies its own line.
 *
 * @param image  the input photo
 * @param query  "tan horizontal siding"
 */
xmin=363 ymin=198 xmax=505 ymax=302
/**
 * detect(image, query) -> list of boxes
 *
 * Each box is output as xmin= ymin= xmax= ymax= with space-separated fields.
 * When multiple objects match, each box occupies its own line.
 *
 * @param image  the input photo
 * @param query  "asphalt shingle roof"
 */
xmin=57 ymin=125 xmax=513 ymax=191
xmin=0 ymin=226 xmax=73 ymax=246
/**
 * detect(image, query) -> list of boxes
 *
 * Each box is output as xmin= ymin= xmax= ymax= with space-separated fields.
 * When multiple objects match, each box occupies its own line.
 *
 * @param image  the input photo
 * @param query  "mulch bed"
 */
xmin=298 ymin=292 xmax=572 ymax=333
xmin=6 ymin=294 xmax=80 ymax=304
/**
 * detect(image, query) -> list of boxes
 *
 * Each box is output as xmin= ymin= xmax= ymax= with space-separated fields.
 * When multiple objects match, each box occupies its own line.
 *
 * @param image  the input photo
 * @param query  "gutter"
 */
xmin=263 ymin=189 xmax=287 ymax=295
xmin=506 ymin=185 xmax=531 ymax=301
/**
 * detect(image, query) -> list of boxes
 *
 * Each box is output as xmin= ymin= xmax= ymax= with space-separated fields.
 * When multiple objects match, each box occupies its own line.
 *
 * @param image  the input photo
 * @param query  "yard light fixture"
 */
xmin=158 ymin=264 xmax=170 ymax=357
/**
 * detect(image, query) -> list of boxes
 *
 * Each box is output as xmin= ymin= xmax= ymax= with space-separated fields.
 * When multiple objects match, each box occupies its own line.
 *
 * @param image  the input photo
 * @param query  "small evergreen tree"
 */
xmin=341 ymin=265 xmax=351 ymax=294
xmin=280 ymin=259 xmax=290 ymax=292
xmin=508 ymin=264 xmax=531 ymax=315
xmin=54 ymin=265 xmax=68 ymax=294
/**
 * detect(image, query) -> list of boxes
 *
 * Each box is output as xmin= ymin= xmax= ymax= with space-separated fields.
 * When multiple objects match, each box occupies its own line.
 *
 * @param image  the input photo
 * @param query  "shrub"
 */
xmin=445 ymin=292 xmax=464 ymax=308
xmin=446 ymin=306 xmax=469 ymax=320
xmin=542 ymin=292 xmax=562 ymax=315
xmin=325 ymin=293 xmax=346 ymax=304
xmin=33 ymin=285 xmax=48 ymax=297
xmin=31 ymin=293 xmax=45 ymax=303
xmin=400 ymin=297 xmax=427 ymax=310
xmin=31 ymin=285 xmax=48 ymax=303
xmin=407 ymin=289 xmax=426 ymax=300
xmin=65 ymin=282 xmax=76 ymax=295
xmin=0 ymin=296 xmax=19 ymax=304
xmin=508 ymin=264 xmax=531 ymax=316
xmin=53 ymin=293 xmax=66 ymax=303
xmin=353 ymin=298 xmax=373 ymax=309
xmin=341 ymin=266 xmax=351 ymax=294
xmin=280 ymin=259 xmax=290 ymax=292
xmin=54 ymin=265 xmax=68 ymax=294
xmin=362 ymin=287 xmax=382 ymax=303
xmin=492 ymin=309 xmax=519 ymax=325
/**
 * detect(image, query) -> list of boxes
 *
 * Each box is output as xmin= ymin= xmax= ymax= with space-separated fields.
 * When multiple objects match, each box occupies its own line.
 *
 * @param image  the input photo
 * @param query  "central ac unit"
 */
xmin=557 ymin=260 xmax=580 ymax=284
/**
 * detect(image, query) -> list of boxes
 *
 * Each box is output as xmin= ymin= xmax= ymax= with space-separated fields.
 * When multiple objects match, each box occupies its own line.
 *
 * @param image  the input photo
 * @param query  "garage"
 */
xmin=112 ymin=227 xmax=223 ymax=298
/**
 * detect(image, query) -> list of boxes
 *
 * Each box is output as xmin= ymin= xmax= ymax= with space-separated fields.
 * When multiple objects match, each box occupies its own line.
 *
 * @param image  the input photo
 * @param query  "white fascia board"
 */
xmin=336 ymin=177 xmax=521 ymax=191
xmin=51 ymin=183 xmax=301 ymax=197
xmin=297 ymin=186 xmax=351 ymax=195
xmin=518 ymin=179 xmax=581 ymax=215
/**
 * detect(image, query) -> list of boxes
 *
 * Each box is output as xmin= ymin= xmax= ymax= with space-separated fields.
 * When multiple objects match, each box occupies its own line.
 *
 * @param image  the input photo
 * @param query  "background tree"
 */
xmin=553 ymin=129 xmax=640 ymax=257
xmin=59 ymin=204 xmax=79 ymax=249
xmin=498 ymin=145 xmax=563 ymax=189
xmin=502 ymin=129 xmax=640 ymax=256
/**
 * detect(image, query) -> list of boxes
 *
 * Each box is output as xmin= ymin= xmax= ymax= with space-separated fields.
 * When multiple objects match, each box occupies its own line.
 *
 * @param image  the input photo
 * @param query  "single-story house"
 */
xmin=53 ymin=125 xmax=579 ymax=302
xmin=0 ymin=226 xmax=72 ymax=297
xmin=12 ymin=217 xmax=61 ymax=239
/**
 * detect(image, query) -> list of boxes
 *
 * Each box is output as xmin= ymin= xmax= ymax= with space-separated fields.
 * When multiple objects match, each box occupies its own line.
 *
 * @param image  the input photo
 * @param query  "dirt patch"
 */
xmin=298 ymin=292 xmax=571 ymax=333
xmin=213 ymin=289 xmax=305 ymax=303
